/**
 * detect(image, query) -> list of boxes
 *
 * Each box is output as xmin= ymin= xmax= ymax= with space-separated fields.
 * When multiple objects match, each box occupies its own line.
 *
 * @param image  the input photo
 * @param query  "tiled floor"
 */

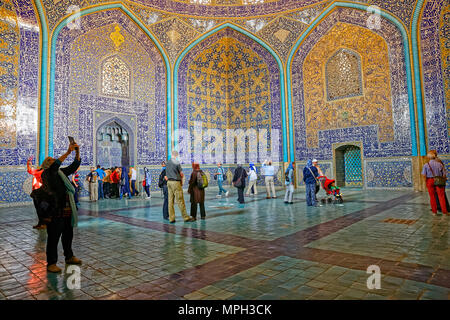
xmin=0 ymin=189 xmax=449 ymax=300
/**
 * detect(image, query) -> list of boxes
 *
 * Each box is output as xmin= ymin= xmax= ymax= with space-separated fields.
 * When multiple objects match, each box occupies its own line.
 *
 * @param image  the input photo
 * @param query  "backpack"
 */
xmin=197 ymin=171 xmax=208 ymax=189
xmin=158 ymin=169 xmax=166 ymax=188
xmin=285 ymin=170 xmax=290 ymax=183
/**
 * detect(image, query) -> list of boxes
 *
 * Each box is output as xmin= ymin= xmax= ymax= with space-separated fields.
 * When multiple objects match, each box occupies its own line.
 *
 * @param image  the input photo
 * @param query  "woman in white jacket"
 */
xmin=245 ymin=163 xmax=258 ymax=196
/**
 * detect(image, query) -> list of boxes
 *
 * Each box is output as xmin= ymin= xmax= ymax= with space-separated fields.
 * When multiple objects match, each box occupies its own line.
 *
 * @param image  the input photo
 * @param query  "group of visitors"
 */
xmin=25 ymin=142 xmax=448 ymax=274
xmin=82 ymin=165 xmax=141 ymax=201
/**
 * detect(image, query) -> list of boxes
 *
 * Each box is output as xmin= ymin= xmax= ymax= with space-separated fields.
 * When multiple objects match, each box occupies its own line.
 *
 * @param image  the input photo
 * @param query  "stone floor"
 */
xmin=0 ymin=188 xmax=449 ymax=300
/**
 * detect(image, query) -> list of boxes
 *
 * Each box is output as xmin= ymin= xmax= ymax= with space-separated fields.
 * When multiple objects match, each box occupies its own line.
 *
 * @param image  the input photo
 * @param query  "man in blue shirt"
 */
xmin=262 ymin=160 xmax=277 ymax=199
xmin=214 ymin=163 xmax=229 ymax=198
xmin=303 ymin=160 xmax=319 ymax=207
xmin=95 ymin=165 xmax=106 ymax=200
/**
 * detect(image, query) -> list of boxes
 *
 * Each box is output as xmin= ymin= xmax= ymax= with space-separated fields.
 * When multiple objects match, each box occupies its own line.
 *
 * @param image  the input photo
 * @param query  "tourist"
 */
xmin=214 ymin=162 xmax=229 ymax=198
xmin=120 ymin=166 xmax=132 ymax=200
xmin=129 ymin=166 xmax=139 ymax=197
xmin=143 ymin=167 xmax=151 ymax=199
xmin=303 ymin=160 xmax=319 ymax=207
xmin=110 ymin=167 xmax=120 ymax=198
xmin=27 ymin=156 xmax=44 ymax=229
xmin=39 ymin=142 xmax=82 ymax=273
xmin=86 ymin=167 xmax=98 ymax=202
xmin=103 ymin=168 xmax=112 ymax=199
xmin=71 ymin=169 xmax=80 ymax=206
xmin=284 ymin=162 xmax=295 ymax=204
xmin=158 ymin=162 xmax=169 ymax=220
xmin=422 ymin=151 xmax=448 ymax=215
xmin=233 ymin=164 xmax=248 ymax=204
xmin=312 ymin=159 xmax=325 ymax=200
xmin=95 ymin=165 xmax=106 ymax=200
xmin=188 ymin=162 xmax=207 ymax=220
xmin=262 ymin=160 xmax=276 ymax=199
xmin=165 ymin=151 xmax=195 ymax=223
xmin=430 ymin=150 xmax=450 ymax=212
xmin=245 ymin=163 xmax=258 ymax=196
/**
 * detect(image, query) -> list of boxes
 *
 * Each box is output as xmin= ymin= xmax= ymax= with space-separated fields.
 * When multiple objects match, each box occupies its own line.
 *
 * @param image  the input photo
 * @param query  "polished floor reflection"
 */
xmin=0 ymin=189 xmax=449 ymax=300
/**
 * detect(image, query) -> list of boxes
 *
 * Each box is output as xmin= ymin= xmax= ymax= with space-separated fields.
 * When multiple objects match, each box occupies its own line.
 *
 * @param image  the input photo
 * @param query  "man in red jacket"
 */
xmin=110 ymin=167 xmax=121 ymax=198
xmin=27 ymin=157 xmax=45 ymax=229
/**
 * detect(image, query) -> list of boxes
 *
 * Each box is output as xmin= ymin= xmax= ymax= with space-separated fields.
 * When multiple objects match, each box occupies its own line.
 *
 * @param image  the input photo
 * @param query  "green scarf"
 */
xmin=58 ymin=169 xmax=78 ymax=227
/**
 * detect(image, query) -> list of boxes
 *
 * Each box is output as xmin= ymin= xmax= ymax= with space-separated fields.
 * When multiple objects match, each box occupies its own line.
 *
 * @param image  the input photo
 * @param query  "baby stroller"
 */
xmin=321 ymin=177 xmax=343 ymax=204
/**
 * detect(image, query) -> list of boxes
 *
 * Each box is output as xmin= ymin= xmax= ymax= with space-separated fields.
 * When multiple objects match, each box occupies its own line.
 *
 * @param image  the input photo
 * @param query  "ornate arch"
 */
xmin=173 ymin=22 xmax=288 ymax=162
xmin=287 ymin=1 xmax=419 ymax=158
xmin=34 ymin=2 xmax=171 ymax=163
xmin=289 ymin=7 xmax=411 ymax=161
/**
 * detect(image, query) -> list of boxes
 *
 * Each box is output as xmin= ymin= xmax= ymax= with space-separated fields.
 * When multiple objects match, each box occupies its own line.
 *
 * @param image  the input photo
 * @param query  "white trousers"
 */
xmin=246 ymin=180 xmax=258 ymax=195
xmin=265 ymin=176 xmax=276 ymax=197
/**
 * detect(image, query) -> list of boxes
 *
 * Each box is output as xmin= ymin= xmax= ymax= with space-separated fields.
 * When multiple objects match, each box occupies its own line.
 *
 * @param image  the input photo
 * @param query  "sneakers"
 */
xmin=47 ymin=264 xmax=62 ymax=273
xmin=65 ymin=256 xmax=82 ymax=265
xmin=216 ymin=195 xmax=222 ymax=198
xmin=225 ymin=191 xmax=229 ymax=197
xmin=184 ymin=217 xmax=196 ymax=222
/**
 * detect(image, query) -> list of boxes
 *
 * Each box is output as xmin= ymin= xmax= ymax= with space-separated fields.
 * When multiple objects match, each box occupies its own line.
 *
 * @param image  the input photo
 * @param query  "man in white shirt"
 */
xmin=262 ymin=160 xmax=277 ymax=199
xmin=129 ymin=166 xmax=139 ymax=197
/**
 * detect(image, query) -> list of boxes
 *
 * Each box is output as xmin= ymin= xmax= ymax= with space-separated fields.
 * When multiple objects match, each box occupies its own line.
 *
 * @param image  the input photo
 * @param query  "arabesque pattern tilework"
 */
xmin=178 ymin=27 xmax=283 ymax=164
xmin=303 ymin=22 xmax=394 ymax=149
xmin=0 ymin=0 xmax=39 ymax=166
xmin=0 ymin=0 xmax=19 ymax=149
xmin=292 ymin=8 xmax=412 ymax=162
xmin=1 ymin=0 xmax=450 ymax=205
xmin=53 ymin=10 xmax=166 ymax=167
xmin=420 ymin=0 xmax=449 ymax=154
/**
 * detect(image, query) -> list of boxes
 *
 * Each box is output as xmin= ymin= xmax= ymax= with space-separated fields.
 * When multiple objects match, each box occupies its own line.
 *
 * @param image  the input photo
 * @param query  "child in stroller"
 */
xmin=320 ymin=177 xmax=344 ymax=204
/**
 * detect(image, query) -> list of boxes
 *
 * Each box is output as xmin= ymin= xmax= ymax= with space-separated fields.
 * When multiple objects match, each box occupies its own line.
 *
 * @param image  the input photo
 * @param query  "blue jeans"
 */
xmin=162 ymin=185 xmax=169 ymax=220
xmin=131 ymin=180 xmax=137 ymax=196
xmin=98 ymin=181 xmax=104 ymax=199
xmin=120 ymin=184 xmax=131 ymax=199
xmin=306 ymin=183 xmax=317 ymax=206
xmin=218 ymin=179 xmax=227 ymax=195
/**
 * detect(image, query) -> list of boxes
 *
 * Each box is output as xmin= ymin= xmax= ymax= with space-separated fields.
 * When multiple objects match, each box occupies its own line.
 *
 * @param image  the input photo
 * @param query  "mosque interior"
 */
xmin=0 ymin=0 xmax=449 ymax=301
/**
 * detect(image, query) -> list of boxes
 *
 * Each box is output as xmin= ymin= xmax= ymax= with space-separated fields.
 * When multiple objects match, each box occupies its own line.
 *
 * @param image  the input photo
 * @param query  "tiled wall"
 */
xmin=1 ymin=1 xmax=449 ymax=205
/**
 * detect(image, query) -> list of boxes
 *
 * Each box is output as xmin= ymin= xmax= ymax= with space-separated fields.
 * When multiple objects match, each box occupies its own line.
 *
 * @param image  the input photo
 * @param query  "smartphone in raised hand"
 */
xmin=68 ymin=136 xmax=78 ymax=151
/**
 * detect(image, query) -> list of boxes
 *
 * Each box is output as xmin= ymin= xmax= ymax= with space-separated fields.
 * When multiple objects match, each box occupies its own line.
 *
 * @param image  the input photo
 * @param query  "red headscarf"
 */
xmin=192 ymin=162 xmax=200 ymax=171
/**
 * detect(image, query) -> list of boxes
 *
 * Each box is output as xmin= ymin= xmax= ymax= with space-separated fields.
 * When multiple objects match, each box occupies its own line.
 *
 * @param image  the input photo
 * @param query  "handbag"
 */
xmin=308 ymin=167 xmax=320 ymax=187
xmin=234 ymin=169 xmax=244 ymax=188
xmin=428 ymin=163 xmax=447 ymax=187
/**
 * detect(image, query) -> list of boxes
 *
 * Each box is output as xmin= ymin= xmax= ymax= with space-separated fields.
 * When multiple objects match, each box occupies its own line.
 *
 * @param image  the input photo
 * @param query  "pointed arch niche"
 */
xmin=51 ymin=9 xmax=167 ymax=165
xmin=176 ymin=27 xmax=283 ymax=164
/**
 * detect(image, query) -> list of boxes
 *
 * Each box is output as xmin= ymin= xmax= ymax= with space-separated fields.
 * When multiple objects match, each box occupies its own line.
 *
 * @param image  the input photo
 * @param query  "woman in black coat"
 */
xmin=188 ymin=162 xmax=206 ymax=220
xmin=39 ymin=142 xmax=82 ymax=273
xmin=233 ymin=164 xmax=248 ymax=204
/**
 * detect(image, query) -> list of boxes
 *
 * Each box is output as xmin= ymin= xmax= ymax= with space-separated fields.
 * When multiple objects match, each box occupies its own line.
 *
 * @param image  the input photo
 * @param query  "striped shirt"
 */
xmin=421 ymin=159 xmax=446 ymax=178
